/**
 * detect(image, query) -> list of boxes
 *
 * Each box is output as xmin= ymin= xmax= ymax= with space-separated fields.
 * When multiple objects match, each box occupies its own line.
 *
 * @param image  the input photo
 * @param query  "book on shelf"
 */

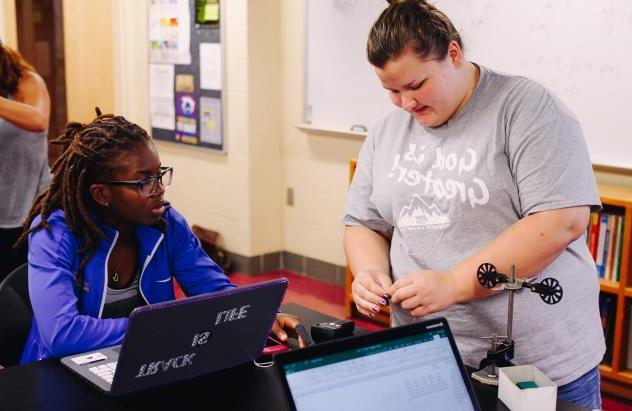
xmin=589 ymin=212 xmax=600 ymax=259
xmin=599 ymin=293 xmax=616 ymax=365
xmin=612 ymin=215 xmax=624 ymax=283
xmin=589 ymin=211 xmax=624 ymax=283
xmin=605 ymin=215 xmax=616 ymax=280
xmin=596 ymin=213 xmax=609 ymax=278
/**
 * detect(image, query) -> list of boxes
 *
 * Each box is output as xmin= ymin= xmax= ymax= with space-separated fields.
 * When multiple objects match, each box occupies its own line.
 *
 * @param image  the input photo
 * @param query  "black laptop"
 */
xmin=61 ymin=278 xmax=287 ymax=396
xmin=274 ymin=317 xmax=480 ymax=411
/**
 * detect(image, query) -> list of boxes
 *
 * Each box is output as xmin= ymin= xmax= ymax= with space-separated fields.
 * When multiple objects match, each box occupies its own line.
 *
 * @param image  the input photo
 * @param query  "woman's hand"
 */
xmin=351 ymin=269 xmax=392 ymax=319
xmin=270 ymin=313 xmax=307 ymax=348
xmin=389 ymin=270 xmax=459 ymax=317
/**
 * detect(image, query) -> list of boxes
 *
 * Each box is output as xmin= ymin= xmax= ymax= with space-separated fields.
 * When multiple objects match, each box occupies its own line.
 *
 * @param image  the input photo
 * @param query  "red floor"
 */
xmin=227 ymin=270 xmax=384 ymax=331
xmin=176 ymin=270 xmax=632 ymax=410
xmin=606 ymin=398 xmax=632 ymax=411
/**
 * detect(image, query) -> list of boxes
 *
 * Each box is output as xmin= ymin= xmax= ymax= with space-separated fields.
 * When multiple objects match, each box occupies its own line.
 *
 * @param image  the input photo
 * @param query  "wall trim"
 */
xmin=228 ymin=250 xmax=346 ymax=288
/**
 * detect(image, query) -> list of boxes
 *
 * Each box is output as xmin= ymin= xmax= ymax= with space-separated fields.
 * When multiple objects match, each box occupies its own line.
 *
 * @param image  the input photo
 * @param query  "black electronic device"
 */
xmin=60 ymin=278 xmax=288 ymax=396
xmin=311 ymin=319 xmax=355 ymax=343
xmin=275 ymin=318 xmax=480 ymax=411
xmin=294 ymin=323 xmax=316 ymax=346
xmin=259 ymin=336 xmax=290 ymax=362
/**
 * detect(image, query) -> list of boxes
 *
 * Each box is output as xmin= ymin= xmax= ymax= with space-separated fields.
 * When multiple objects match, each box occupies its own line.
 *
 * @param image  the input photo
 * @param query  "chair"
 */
xmin=0 ymin=263 xmax=32 ymax=367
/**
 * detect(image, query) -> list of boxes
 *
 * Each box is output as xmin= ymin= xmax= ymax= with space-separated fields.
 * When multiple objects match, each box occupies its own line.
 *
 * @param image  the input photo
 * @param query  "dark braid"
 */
xmin=15 ymin=110 xmax=151 ymax=290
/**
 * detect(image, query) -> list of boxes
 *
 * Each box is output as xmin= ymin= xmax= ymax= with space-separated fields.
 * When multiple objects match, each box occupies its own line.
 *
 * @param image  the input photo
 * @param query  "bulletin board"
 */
xmin=148 ymin=0 xmax=225 ymax=153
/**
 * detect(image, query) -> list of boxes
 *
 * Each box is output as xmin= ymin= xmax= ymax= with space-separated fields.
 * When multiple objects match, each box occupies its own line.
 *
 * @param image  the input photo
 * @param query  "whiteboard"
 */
xmin=306 ymin=0 xmax=390 ymax=133
xmin=305 ymin=0 xmax=632 ymax=169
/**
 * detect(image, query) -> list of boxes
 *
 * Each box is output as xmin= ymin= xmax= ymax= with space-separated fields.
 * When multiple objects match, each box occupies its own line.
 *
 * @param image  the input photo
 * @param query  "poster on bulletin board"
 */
xmin=148 ymin=0 xmax=225 ymax=153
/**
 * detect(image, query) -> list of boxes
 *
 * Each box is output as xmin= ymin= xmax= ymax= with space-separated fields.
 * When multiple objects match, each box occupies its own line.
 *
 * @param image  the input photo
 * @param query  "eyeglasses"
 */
xmin=102 ymin=167 xmax=173 ymax=197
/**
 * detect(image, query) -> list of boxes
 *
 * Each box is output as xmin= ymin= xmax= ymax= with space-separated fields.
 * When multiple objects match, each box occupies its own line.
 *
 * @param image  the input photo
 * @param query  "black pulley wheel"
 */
xmin=538 ymin=277 xmax=563 ymax=304
xmin=477 ymin=263 xmax=499 ymax=289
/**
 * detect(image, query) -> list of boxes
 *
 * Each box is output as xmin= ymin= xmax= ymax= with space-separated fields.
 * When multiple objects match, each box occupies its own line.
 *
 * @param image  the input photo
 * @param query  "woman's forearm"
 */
xmin=344 ymin=225 xmax=391 ymax=278
xmin=450 ymin=206 xmax=591 ymax=302
xmin=0 ymin=71 xmax=50 ymax=132
xmin=0 ymin=96 xmax=48 ymax=132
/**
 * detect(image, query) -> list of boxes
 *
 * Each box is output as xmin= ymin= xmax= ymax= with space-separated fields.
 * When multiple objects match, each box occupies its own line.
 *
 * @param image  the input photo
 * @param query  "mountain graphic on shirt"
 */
xmin=397 ymin=194 xmax=450 ymax=230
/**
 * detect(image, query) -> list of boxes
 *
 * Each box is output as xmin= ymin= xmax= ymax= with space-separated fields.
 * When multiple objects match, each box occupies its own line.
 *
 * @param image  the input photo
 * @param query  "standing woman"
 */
xmin=343 ymin=1 xmax=603 ymax=408
xmin=0 ymin=41 xmax=51 ymax=282
xmin=16 ymin=113 xmax=301 ymax=363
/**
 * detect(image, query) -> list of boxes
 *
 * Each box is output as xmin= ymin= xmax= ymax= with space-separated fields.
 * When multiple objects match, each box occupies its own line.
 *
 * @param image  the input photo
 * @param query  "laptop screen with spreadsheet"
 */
xmin=275 ymin=318 xmax=480 ymax=411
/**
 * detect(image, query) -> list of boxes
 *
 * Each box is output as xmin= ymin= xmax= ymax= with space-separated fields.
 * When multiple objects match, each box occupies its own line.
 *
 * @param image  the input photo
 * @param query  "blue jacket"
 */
xmin=21 ymin=206 xmax=235 ymax=363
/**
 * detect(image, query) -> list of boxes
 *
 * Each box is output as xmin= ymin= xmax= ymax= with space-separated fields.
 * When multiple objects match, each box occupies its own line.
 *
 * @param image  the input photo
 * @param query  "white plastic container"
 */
xmin=498 ymin=365 xmax=557 ymax=411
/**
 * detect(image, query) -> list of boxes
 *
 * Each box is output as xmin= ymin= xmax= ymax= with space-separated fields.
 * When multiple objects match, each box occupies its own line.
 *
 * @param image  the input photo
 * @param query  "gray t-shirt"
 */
xmin=343 ymin=65 xmax=604 ymax=386
xmin=0 ymin=104 xmax=50 ymax=228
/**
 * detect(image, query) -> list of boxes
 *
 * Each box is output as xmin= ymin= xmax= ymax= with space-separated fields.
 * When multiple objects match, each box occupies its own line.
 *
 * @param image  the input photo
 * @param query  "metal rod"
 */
xmin=507 ymin=265 xmax=515 ymax=341
xmin=489 ymin=336 xmax=497 ymax=378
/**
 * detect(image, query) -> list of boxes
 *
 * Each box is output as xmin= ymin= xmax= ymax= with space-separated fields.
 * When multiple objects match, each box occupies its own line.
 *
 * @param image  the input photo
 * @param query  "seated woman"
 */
xmin=16 ymin=111 xmax=301 ymax=363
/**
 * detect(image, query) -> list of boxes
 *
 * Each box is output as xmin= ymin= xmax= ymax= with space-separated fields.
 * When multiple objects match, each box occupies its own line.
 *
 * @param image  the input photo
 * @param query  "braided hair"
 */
xmin=15 ymin=110 xmax=151 ymax=287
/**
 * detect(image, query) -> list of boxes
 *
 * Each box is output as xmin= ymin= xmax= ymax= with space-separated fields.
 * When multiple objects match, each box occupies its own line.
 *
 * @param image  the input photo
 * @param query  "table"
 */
xmin=0 ymin=303 xmax=583 ymax=410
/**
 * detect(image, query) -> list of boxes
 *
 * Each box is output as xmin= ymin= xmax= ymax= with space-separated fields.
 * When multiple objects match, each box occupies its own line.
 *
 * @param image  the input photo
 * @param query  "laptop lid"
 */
xmin=62 ymin=278 xmax=287 ymax=396
xmin=274 ymin=317 xmax=480 ymax=411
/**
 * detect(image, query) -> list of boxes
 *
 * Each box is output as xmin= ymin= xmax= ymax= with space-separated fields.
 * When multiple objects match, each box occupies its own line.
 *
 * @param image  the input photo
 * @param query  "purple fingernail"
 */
xmin=371 ymin=306 xmax=379 ymax=313
xmin=379 ymin=299 xmax=386 ymax=306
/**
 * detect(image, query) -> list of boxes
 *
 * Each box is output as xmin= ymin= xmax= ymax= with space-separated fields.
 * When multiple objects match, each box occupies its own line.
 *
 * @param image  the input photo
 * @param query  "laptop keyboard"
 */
xmin=88 ymin=361 xmax=117 ymax=384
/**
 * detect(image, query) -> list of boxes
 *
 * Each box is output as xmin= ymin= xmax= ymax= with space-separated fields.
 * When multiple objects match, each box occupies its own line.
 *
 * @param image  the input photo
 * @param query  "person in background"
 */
xmin=0 ymin=41 xmax=51 ymax=283
xmin=16 ymin=112 xmax=302 ymax=363
xmin=343 ymin=1 xmax=603 ymax=408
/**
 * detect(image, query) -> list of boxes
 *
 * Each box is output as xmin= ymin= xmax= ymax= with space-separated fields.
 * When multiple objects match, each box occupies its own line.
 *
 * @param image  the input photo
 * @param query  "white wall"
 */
xmin=63 ymin=0 xmax=115 ymax=122
xmin=1 ymin=0 xmax=359 ymax=267
xmin=279 ymin=1 xmax=364 ymax=266
xmin=247 ymin=1 xmax=284 ymax=255
xmin=277 ymin=0 xmax=632 ymax=266
xmin=112 ymin=0 xmax=284 ymax=258
xmin=110 ymin=0 xmax=357 ymax=266
xmin=0 ymin=1 xmax=114 ymax=124
xmin=0 ymin=0 xmax=17 ymax=48
xmin=112 ymin=0 xmax=150 ymax=129
xmin=9 ymin=1 xmax=630 ymax=269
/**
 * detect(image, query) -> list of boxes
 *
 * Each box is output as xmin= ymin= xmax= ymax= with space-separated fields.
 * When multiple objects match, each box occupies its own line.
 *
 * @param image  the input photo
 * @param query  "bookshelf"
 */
xmin=344 ymin=159 xmax=632 ymax=395
xmin=594 ymin=185 xmax=632 ymax=398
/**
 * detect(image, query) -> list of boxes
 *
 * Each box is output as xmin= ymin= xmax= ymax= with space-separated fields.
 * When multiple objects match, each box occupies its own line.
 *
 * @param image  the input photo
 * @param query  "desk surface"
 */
xmin=0 ymin=303 xmax=583 ymax=411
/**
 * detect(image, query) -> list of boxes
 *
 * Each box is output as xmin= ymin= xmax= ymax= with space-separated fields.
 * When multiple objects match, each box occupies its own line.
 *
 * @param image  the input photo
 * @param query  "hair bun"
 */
xmin=387 ymin=0 xmax=424 ymax=4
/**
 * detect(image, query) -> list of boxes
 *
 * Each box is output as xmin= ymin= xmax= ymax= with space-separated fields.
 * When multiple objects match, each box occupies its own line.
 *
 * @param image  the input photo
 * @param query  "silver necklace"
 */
xmin=111 ymin=247 xmax=128 ymax=283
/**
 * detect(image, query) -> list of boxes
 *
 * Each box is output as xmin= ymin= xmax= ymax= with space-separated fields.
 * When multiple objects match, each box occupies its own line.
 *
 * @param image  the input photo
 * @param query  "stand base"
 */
xmin=471 ymin=369 xmax=499 ymax=385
